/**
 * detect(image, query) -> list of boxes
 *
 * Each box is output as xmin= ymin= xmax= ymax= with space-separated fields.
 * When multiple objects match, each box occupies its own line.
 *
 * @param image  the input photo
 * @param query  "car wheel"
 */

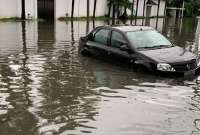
xmin=136 ymin=65 xmax=149 ymax=73
xmin=80 ymin=47 xmax=90 ymax=55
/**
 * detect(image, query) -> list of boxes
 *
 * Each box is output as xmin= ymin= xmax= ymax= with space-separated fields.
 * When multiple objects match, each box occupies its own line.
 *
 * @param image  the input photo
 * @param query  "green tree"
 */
xmin=167 ymin=0 xmax=200 ymax=16
xmin=107 ymin=0 xmax=131 ymax=19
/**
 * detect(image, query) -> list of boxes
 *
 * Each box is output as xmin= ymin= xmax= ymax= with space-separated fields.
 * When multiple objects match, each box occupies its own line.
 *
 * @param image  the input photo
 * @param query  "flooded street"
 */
xmin=0 ymin=18 xmax=200 ymax=135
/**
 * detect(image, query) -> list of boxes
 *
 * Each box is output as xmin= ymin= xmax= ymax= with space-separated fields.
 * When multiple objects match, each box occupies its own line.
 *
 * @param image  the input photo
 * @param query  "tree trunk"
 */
xmin=21 ymin=0 xmax=25 ymax=19
xmin=157 ymin=0 xmax=161 ymax=18
xmin=71 ymin=0 xmax=75 ymax=18
xmin=131 ymin=0 xmax=134 ymax=24
xmin=142 ymin=0 xmax=146 ymax=25
xmin=156 ymin=0 xmax=161 ymax=29
xmin=143 ymin=0 xmax=146 ymax=18
xmin=120 ymin=6 xmax=128 ymax=20
xmin=112 ymin=4 xmax=116 ymax=25
xmin=87 ymin=0 xmax=90 ymax=19
xmin=135 ymin=0 xmax=139 ymax=25
xmin=93 ymin=0 xmax=97 ymax=18
xmin=86 ymin=19 xmax=90 ymax=34
xmin=164 ymin=0 xmax=167 ymax=17
xmin=123 ymin=6 xmax=127 ymax=16
xmin=181 ymin=0 xmax=184 ymax=18
xmin=117 ymin=4 xmax=120 ymax=19
xmin=108 ymin=1 xmax=112 ymax=18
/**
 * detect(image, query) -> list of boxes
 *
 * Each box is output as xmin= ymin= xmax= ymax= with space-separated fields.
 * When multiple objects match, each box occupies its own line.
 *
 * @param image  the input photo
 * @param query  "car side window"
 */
xmin=111 ymin=31 xmax=126 ymax=48
xmin=94 ymin=29 xmax=110 ymax=45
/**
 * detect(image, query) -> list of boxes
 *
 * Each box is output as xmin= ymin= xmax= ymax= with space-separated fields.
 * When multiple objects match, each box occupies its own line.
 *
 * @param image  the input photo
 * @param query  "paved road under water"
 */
xmin=0 ymin=18 xmax=200 ymax=135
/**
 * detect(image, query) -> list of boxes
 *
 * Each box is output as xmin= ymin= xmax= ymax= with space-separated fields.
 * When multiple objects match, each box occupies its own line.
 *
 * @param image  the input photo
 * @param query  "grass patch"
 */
xmin=58 ymin=15 xmax=165 ymax=22
xmin=127 ymin=15 xmax=165 ymax=19
xmin=0 ymin=17 xmax=22 ymax=22
xmin=0 ymin=17 xmax=37 ymax=22
xmin=58 ymin=16 xmax=110 ymax=21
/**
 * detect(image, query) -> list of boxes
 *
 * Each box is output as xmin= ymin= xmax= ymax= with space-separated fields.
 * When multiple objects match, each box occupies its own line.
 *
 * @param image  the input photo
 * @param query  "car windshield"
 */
xmin=126 ymin=30 xmax=173 ymax=49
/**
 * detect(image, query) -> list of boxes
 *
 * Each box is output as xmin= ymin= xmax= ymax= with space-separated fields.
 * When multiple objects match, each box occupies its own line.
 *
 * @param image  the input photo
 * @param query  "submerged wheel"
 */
xmin=79 ymin=47 xmax=90 ymax=55
xmin=136 ymin=65 xmax=150 ymax=73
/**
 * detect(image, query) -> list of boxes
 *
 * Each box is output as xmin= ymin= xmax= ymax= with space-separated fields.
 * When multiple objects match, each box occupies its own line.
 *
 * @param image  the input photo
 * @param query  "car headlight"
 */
xmin=157 ymin=63 xmax=176 ymax=72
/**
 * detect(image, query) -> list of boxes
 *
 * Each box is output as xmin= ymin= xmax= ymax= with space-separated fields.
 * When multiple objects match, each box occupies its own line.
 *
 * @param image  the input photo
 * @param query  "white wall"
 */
xmin=25 ymin=0 xmax=37 ymax=19
xmin=160 ymin=0 xmax=166 ymax=16
xmin=55 ymin=0 xmax=68 ymax=18
xmin=56 ymin=0 xmax=107 ymax=18
xmin=55 ymin=0 xmax=166 ymax=18
xmin=137 ymin=0 xmax=146 ymax=16
xmin=151 ymin=0 xmax=165 ymax=16
xmin=0 ymin=0 xmax=165 ymax=19
xmin=95 ymin=0 xmax=107 ymax=17
xmin=0 ymin=0 xmax=18 ymax=18
xmin=127 ymin=0 xmax=165 ymax=17
xmin=0 ymin=0 xmax=37 ymax=19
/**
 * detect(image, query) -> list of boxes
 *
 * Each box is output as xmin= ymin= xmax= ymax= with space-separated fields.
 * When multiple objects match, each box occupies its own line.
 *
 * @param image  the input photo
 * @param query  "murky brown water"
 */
xmin=0 ymin=18 xmax=200 ymax=135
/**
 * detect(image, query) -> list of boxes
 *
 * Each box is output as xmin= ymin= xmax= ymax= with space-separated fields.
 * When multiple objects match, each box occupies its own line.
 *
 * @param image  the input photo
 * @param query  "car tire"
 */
xmin=136 ymin=65 xmax=149 ymax=73
xmin=80 ymin=47 xmax=90 ymax=55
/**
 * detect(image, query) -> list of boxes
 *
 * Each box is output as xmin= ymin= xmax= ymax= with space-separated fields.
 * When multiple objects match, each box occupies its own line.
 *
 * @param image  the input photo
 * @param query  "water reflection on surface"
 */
xmin=0 ymin=18 xmax=200 ymax=134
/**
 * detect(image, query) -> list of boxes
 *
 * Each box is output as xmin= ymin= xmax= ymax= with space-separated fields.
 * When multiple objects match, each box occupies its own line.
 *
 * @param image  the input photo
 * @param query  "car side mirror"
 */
xmin=87 ymin=33 xmax=93 ymax=40
xmin=120 ymin=44 xmax=130 ymax=52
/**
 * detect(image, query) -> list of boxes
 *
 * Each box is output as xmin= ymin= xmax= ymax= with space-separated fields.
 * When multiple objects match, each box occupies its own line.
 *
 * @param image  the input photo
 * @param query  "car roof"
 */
xmin=103 ymin=25 xmax=154 ymax=32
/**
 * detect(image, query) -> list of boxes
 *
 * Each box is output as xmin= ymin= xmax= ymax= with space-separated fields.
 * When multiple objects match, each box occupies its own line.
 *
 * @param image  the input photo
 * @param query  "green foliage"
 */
xmin=185 ymin=2 xmax=193 ymax=16
xmin=167 ymin=0 xmax=200 ymax=16
xmin=58 ymin=16 xmax=109 ymax=21
xmin=107 ymin=0 xmax=132 ymax=19
xmin=107 ymin=0 xmax=132 ymax=9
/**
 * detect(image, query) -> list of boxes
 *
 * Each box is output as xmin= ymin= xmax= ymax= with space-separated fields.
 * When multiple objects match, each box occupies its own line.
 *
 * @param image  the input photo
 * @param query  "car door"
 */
xmin=86 ymin=28 xmax=110 ymax=57
xmin=107 ymin=30 xmax=132 ymax=63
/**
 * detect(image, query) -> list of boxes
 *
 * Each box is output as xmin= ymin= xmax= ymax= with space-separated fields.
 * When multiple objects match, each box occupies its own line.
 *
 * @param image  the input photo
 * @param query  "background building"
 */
xmin=0 ymin=0 xmax=165 ymax=20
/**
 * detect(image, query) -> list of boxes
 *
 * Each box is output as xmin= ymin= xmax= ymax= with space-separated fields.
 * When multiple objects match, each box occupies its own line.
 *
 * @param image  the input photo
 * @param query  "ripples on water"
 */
xmin=0 ymin=18 xmax=200 ymax=135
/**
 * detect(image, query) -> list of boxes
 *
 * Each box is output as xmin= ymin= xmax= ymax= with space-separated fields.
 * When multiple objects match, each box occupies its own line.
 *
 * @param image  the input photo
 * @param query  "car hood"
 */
xmin=139 ymin=46 xmax=196 ymax=63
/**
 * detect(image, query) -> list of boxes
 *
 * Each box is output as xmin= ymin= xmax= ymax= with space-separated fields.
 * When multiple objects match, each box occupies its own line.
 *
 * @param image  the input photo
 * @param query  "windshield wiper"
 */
xmin=138 ymin=45 xmax=173 ymax=50
xmin=138 ymin=46 xmax=155 ymax=49
xmin=155 ymin=45 xmax=173 ymax=48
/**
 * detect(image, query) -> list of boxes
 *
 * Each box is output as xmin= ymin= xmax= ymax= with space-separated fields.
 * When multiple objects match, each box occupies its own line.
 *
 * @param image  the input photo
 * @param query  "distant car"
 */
xmin=79 ymin=25 xmax=200 ymax=75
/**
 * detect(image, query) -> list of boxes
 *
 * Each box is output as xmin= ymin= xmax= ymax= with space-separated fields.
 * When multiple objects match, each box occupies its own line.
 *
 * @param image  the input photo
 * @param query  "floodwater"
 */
xmin=0 ymin=18 xmax=200 ymax=135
